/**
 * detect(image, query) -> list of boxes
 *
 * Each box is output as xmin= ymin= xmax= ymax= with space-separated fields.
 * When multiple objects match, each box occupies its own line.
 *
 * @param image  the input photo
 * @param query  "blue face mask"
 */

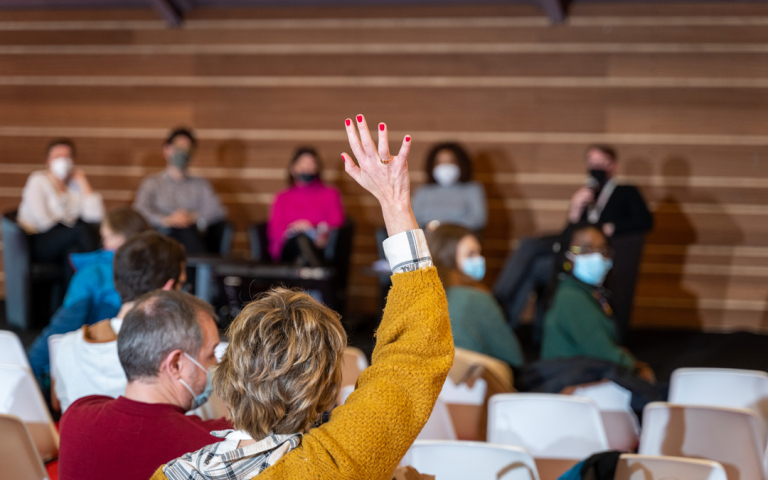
xmin=572 ymin=252 xmax=613 ymax=286
xmin=179 ymin=352 xmax=214 ymax=411
xmin=462 ymin=256 xmax=486 ymax=281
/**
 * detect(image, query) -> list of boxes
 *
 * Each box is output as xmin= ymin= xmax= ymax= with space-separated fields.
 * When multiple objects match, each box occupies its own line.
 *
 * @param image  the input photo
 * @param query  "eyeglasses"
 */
xmin=569 ymin=245 xmax=614 ymax=258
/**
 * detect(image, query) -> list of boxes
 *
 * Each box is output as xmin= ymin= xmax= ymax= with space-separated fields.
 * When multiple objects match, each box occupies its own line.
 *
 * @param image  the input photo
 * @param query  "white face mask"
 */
xmin=432 ymin=163 xmax=461 ymax=187
xmin=50 ymin=156 xmax=74 ymax=180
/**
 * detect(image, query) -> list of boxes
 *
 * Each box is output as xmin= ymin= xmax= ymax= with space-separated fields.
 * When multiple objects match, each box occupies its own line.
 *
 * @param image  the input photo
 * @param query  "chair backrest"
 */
xmin=615 ymin=454 xmax=728 ymax=480
xmin=338 ymin=347 xmax=368 ymax=404
xmin=670 ymin=368 xmax=768 ymax=438
xmin=1 ymin=211 xmax=32 ymax=330
xmin=248 ymin=223 xmax=270 ymax=262
xmin=488 ymin=393 xmax=610 ymax=459
xmin=416 ymin=397 xmax=457 ymax=441
xmin=402 ymin=440 xmax=540 ymax=480
xmin=340 ymin=347 xmax=368 ymax=389
xmin=219 ymin=221 xmax=235 ymax=256
xmin=0 ymin=330 xmax=32 ymax=370
xmin=453 ymin=347 xmax=514 ymax=393
xmin=47 ymin=334 xmax=64 ymax=383
xmin=0 ymin=363 xmax=59 ymax=462
xmin=0 ymin=414 xmax=49 ymax=480
xmin=639 ymin=402 xmax=766 ymax=480
xmin=572 ymin=381 xmax=640 ymax=452
xmin=214 ymin=341 xmax=229 ymax=362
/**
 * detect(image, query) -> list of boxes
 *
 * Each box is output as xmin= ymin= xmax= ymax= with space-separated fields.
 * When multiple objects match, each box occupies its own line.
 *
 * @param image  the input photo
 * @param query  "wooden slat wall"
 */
xmin=0 ymin=3 xmax=767 ymax=332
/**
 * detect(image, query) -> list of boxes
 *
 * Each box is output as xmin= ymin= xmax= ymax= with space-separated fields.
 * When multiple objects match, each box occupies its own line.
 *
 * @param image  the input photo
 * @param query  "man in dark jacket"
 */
xmin=494 ymin=145 xmax=653 ymax=343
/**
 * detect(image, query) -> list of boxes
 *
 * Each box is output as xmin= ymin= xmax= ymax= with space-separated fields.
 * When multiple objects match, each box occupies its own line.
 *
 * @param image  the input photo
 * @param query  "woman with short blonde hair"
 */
xmin=154 ymin=116 xmax=453 ymax=480
xmin=215 ymin=287 xmax=347 ymax=439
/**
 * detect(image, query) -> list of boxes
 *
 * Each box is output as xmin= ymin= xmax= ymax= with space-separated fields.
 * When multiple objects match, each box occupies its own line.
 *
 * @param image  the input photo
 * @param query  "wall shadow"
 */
xmin=656 ymin=156 xmax=742 ymax=330
xmin=473 ymin=148 xmax=535 ymax=287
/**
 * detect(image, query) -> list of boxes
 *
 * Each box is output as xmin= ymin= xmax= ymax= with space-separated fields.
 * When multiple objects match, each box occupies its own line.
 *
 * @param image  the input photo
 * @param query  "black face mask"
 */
xmin=296 ymin=173 xmax=318 ymax=184
xmin=589 ymin=168 xmax=608 ymax=187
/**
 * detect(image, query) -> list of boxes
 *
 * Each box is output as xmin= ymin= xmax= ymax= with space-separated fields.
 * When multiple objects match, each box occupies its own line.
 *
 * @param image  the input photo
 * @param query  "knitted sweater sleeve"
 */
xmin=151 ymin=267 xmax=453 ymax=480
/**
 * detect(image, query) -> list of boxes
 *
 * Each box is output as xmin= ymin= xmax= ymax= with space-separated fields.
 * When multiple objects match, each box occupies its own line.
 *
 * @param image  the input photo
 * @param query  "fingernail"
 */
xmin=341 ymin=154 xmax=345 ymax=161
xmin=345 ymin=119 xmax=351 ymax=127
xmin=356 ymin=115 xmax=363 ymax=122
xmin=379 ymin=123 xmax=385 ymax=131
xmin=405 ymin=135 xmax=411 ymax=142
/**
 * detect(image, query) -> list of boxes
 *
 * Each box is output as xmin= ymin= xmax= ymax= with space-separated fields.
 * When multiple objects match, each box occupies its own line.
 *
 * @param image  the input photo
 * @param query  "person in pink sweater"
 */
xmin=267 ymin=147 xmax=345 ymax=265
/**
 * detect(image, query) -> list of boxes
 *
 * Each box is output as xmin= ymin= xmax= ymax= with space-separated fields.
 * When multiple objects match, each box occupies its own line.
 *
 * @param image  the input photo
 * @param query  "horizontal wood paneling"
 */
xmin=0 ymin=4 xmax=766 ymax=330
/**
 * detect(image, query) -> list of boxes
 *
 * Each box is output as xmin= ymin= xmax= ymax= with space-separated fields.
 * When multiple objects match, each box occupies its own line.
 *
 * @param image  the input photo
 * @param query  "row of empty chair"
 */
xmin=3 ymin=328 xmax=768 ymax=479
xmin=402 ymin=441 xmax=728 ymax=480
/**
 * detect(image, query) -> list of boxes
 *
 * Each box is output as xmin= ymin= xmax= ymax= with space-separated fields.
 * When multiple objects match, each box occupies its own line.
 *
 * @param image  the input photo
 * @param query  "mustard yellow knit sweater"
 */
xmin=151 ymin=267 xmax=454 ymax=480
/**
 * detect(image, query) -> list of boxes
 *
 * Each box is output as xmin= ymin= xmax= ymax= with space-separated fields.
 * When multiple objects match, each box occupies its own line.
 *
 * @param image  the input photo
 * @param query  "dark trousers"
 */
xmin=281 ymin=234 xmax=325 ymax=267
xmin=29 ymin=221 xmax=100 ymax=280
xmin=163 ymin=221 xmax=229 ymax=256
xmin=493 ymin=235 xmax=560 ymax=341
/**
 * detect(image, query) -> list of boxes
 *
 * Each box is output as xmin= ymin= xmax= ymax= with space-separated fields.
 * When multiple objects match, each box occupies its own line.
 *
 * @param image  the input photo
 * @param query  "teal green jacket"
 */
xmin=541 ymin=276 xmax=635 ymax=369
xmin=447 ymin=286 xmax=525 ymax=368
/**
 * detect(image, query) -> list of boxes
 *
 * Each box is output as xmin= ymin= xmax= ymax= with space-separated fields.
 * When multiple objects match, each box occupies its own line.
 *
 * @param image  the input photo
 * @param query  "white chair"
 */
xmin=488 ymin=393 xmax=609 ymax=459
xmin=416 ymin=397 xmax=457 ymax=441
xmin=214 ymin=341 xmax=229 ymax=362
xmin=639 ymin=402 xmax=767 ymax=480
xmin=572 ymin=381 xmax=640 ymax=451
xmin=0 ymin=363 xmax=59 ymax=462
xmin=0 ymin=414 xmax=49 ymax=480
xmin=47 ymin=334 xmax=64 ymax=383
xmin=340 ymin=384 xmax=456 ymax=441
xmin=402 ymin=440 xmax=540 ymax=480
xmin=615 ymin=454 xmax=728 ymax=480
xmin=0 ymin=330 xmax=31 ymax=370
xmin=340 ymin=384 xmax=355 ymax=405
xmin=339 ymin=347 xmax=369 ymax=404
xmin=669 ymin=368 xmax=768 ymax=439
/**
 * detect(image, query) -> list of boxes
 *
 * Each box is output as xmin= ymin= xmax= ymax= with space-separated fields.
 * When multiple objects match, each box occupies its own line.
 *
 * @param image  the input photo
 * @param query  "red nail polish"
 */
xmin=405 ymin=135 xmax=411 ymax=142
xmin=341 ymin=154 xmax=345 ymax=161
xmin=356 ymin=115 xmax=363 ymax=122
xmin=379 ymin=123 xmax=385 ymax=131
xmin=345 ymin=119 xmax=351 ymax=127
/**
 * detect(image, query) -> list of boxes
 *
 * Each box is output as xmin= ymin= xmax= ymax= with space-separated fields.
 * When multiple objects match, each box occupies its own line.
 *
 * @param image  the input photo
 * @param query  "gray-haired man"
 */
xmin=58 ymin=290 xmax=230 ymax=480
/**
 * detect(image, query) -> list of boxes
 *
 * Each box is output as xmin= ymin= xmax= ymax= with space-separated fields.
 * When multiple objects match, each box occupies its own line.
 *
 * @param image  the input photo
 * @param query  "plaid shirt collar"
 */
xmin=163 ymin=430 xmax=301 ymax=480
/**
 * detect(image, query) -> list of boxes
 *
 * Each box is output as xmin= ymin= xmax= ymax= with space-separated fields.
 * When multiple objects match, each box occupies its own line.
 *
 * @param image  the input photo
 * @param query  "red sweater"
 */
xmin=59 ymin=396 xmax=231 ymax=480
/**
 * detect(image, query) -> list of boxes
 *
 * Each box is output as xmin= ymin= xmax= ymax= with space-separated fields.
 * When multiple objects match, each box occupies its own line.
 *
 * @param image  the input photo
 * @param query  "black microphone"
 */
xmin=585 ymin=176 xmax=600 ymax=212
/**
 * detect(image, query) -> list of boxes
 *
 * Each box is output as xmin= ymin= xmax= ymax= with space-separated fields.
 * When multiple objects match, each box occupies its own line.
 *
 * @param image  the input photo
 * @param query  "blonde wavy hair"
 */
xmin=213 ymin=287 xmax=347 ymax=440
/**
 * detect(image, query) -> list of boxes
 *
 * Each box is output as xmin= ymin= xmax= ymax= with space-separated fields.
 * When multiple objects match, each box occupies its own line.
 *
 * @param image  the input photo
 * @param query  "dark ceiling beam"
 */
xmin=172 ymin=0 xmax=195 ymax=12
xmin=537 ymin=0 xmax=566 ymax=24
xmin=150 ymin=0 xmax=184 ymax=27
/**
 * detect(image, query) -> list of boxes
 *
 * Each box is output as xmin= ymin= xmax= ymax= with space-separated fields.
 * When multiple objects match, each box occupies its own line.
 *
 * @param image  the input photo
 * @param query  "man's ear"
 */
xmin=163 ymin=349 xmax=184 ymax=378
xmin=161 ymin=278 xmax=176 ymax=291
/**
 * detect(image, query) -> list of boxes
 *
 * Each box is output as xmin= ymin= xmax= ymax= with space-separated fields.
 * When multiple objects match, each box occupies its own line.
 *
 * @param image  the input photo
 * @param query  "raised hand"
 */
xmin=342 ymin=114 xmax=417 ymax=236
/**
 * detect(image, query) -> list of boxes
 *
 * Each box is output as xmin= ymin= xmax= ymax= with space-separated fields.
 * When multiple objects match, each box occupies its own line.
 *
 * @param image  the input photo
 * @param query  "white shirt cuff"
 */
xmin=382 ymin=229 xmax=433 ymax=274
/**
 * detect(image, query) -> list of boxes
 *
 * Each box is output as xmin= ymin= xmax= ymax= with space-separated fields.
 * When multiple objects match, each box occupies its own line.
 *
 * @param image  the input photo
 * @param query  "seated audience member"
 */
xmin=133 ymin=127 xmax=228 ymax=255
xmin=411 ymin=142 xmax=487 ymax=231
xmin=151 ymin=116 xmax=453 ymax=480
xmin=59 ymin=290 xmax=228 ymax=480
xmin=17 ymin=138 xmax=104 ymax=272
xmin=267 ymin=146 xmax=345 ymax=265
xmin=540 ymin=224 xmax=654 ymax=382
xmin=494 ymin=145 xmax=653 ymax=334
xmin=426 ymin=223 xmax=524 ymax=368
xmin=27 ymin=207 xmax=151 ymax=383
xmin=52 ymin=231 xmax=186 ymax=412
